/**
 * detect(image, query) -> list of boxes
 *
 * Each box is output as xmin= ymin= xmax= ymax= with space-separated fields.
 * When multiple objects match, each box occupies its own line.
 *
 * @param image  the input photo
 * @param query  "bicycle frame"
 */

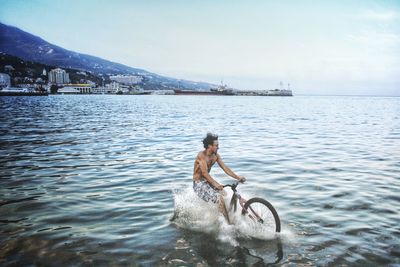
xmin=224 ymin=182 xmax=264 ymax=223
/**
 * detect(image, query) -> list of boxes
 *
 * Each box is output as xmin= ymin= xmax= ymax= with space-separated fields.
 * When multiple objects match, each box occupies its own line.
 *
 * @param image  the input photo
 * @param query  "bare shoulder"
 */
xmin=197 ymin=151 xmax=205 ymax=160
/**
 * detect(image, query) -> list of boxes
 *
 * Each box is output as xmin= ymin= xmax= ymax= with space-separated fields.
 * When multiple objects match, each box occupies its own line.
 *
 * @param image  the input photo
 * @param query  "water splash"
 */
xmin=170 ymin=186 xmax=220 ymax=233
xmin=171 ymin=186 xmax=282 ymax=246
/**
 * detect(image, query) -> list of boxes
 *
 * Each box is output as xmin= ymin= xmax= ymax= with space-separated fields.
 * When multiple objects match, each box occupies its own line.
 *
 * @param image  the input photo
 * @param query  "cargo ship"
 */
xmin=173 ymin=89 xmax=235 ymax=96
xmin=174 ymin=83 xmax=235 ymax=96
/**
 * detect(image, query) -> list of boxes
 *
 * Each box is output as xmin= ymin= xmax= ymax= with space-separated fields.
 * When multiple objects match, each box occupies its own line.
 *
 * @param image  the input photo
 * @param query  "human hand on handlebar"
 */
xmin=238 ymin=176 xmax=246 ymax=183
xmin=215 ymin=184 xmax=224 ymax=190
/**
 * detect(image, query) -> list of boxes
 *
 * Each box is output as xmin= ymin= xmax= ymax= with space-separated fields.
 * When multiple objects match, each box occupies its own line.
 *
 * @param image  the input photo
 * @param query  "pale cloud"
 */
xmin=348 ymin=31 xmax=400 ymax=46
xmin=361 ymin=10 xmax=399 ymax=21
xmin=354 ymin=10 xmax=399 ymax=22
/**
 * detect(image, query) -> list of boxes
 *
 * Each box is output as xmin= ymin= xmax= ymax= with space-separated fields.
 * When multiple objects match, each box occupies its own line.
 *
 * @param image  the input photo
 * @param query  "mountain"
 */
xmin=0 ymin=23 xmax=147 ymax=75
xmin=0 ymin=22 xmax=214 ymax=90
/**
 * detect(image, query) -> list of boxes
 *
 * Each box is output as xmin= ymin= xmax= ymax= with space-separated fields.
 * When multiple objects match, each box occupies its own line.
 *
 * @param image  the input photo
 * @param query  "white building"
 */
xmin=92 ymin=81 xmax=120 ymax=94
xmin=4 ymin=65 xmax=14 ymax=72
xmin=110 ymin=75 xmax=143 ymax=85
xmin=0 ymin=73 xmax=11 ymax=88
xmin=48 ymin=68 xmax=70 ymax=84
xmin=91 ymin=87 xmax=109 ymax=94
xmin=58 ymin=84 xmax=92 ymax=94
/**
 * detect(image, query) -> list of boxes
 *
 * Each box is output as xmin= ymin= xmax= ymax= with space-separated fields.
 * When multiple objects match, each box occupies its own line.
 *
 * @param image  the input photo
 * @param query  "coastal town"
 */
xmin=0 ymin=57 xmax=292 ymax=97
xmin=0 ymin=66 xmax=293 ymax=96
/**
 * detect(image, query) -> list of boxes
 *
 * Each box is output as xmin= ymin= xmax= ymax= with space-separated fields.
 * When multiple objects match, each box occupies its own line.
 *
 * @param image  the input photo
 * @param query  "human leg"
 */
xmin=194 ymin=181 xmax=231 ymax=223
xmin=218 ymin=194 xmax=231 ymax=224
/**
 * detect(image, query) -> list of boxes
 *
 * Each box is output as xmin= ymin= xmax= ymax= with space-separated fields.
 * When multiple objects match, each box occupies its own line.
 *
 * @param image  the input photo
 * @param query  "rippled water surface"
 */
xmin=1 ymin=95 xmax=399 ymax=266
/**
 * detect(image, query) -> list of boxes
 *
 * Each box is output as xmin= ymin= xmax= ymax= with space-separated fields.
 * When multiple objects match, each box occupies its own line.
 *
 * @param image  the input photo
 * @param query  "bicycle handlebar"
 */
xmin=223 ymin=181 xmax=239 ymax=187
xmin=223 ymin=181 xmax=242 ymax=191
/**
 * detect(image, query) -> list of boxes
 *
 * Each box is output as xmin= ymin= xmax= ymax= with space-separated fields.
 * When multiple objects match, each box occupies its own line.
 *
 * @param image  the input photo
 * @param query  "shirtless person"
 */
xmin=193 ymin=133 xmax=246 ymax=224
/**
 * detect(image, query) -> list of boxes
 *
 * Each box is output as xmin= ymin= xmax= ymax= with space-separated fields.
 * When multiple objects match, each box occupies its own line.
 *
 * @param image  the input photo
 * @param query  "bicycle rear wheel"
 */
xmin=243 ymin=197 xmax=281 ymax=233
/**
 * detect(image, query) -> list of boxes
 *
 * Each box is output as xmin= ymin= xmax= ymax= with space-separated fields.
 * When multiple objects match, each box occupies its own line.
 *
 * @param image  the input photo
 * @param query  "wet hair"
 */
xmin=203 ymin=133 xmax=218 ymax=149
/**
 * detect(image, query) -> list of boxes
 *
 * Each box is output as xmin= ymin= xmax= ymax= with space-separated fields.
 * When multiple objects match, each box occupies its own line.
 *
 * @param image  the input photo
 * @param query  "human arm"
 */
xmin=216 ymin=154 xmax=246 ymax=182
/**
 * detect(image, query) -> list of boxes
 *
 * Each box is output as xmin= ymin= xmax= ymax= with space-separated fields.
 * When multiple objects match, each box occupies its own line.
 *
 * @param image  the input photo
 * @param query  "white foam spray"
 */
xmin=171 ymin=186 xmax=288 ymax=246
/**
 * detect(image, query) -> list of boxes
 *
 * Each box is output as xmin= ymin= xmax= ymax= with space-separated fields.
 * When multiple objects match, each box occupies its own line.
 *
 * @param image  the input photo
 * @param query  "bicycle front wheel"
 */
xmin=243 ymin=197 xmax=281 ymax=233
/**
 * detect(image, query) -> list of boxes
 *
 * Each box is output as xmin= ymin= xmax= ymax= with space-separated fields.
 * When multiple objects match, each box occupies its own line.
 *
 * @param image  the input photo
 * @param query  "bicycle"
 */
xmin=223 ymin=181 xmax=281 ymax=233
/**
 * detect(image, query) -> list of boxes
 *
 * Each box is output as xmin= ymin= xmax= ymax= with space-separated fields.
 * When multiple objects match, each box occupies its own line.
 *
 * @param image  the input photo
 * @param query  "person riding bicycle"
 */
xmin=193 ymin=133 xmax=246 ymax=224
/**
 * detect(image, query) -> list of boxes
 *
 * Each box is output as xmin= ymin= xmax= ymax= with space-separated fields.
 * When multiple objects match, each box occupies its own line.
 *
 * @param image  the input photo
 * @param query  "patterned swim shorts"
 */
xmin=193 ymin=180 xmax=219 ymax=204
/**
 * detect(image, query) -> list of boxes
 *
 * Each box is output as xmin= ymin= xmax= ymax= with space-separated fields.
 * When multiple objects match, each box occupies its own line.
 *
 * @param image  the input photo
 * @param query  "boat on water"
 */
xmin=173 ymin=89 xmax=234 ymax=96
xmin=0 ymin=87 xmax=48 ymax=96
xmin=174 ymin=83 xmax=235 ymax=96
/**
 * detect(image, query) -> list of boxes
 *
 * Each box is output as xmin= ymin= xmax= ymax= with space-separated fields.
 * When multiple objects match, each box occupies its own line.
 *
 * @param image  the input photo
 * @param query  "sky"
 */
xmin=1 ymin=0 xmax=399 ymax=96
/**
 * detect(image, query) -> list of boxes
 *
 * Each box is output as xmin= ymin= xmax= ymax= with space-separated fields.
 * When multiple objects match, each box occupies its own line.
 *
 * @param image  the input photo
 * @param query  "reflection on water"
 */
xmin=1 ymin=95 xmax=399 ymax=266
xmin=161 ymin=230 xmax=284 ymax=266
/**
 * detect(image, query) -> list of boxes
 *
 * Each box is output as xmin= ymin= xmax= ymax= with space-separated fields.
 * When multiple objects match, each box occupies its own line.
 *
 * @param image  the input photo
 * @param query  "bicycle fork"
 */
xmin=231 ymin=192 xmax=247 ymax=213
xmin=230 ymin=192 xmax=243 ymax=212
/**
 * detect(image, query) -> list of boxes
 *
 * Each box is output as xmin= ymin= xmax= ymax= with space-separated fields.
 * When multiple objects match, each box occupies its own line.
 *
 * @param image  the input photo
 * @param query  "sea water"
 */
xmin=0 ymin=94 xmax=399 ymax=266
